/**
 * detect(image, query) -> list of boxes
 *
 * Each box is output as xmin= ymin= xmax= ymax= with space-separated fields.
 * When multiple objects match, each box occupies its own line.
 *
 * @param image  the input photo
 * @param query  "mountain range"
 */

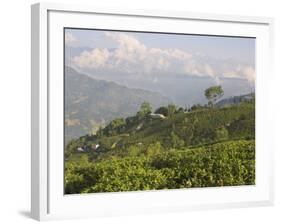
xmin=65 ymin=67 xmax=171 ymax=143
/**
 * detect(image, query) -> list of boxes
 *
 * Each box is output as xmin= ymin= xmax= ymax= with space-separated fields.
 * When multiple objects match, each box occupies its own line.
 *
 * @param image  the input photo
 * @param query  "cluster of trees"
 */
xmin=154 ymin=104 xmax=186 ymax=117
xmin=134 ymin=101 xmax=183 ymax=118
xmin=65 ymin=140 xmax=255 ymax=194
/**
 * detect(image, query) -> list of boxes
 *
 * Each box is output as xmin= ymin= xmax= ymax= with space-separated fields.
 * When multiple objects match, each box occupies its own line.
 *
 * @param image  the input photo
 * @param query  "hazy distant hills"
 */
xmin=216 ymin=93 xmax=255 ymax=107
xmin=66 ymin=51 xmax=254 ymax=107
xmin=66 ymin=69 xmax=254 ymax=107
xmin=65 ymin=67 xmax=171 ymax=143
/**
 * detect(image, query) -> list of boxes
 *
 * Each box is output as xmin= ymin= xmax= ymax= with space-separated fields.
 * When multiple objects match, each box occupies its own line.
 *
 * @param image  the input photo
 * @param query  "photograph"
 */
xmin=64 ymin=28 xmax=255 ymax=194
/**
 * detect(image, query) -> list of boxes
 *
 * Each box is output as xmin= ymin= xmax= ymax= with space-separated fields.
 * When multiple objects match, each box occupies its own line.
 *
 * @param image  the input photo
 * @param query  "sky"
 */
xmin=64 ymin=28 xmax=255 ymax=87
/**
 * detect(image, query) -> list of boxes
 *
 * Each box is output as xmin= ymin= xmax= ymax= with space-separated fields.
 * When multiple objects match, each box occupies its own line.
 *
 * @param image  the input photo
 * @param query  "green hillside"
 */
xmin=65 ymin=67 xmax=171 ymax=144
xmin=65 ymin=100 xmax=255 ymax=194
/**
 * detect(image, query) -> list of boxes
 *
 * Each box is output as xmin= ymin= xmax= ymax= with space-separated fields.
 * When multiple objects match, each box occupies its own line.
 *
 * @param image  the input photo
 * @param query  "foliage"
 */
xmin=205 ymin=85 xmax=224 ymax=106
xmin=170 ymin=131 xmax=185 ymax=148
xmin=65 ymin=101 xmax=255 ymax=157
xmin=65 ymin=140 xmax=255 ymax=194
xmin=145 ymin=142 xmax=162 ymax=157
xmin=137 ymin=101 xmax=152 ymax=118
xmin=215 ymin=126 xmax=229 ymax=141
xmin=103 ymin=118 xmax=126 ymax=135
xmin=188 ymin=104 xmax=208 ymax=112
xmin=167 ymin=104 xmax=177 ymax=117
xmin=154 ymin=106 xmax=169 ymax=116
xmin=65 ymin=90 xmax=255 ymax=194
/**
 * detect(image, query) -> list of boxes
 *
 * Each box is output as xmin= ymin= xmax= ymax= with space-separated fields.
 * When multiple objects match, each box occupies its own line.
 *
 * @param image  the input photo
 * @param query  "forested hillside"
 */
xmin=65 ymin=98 xmax=255 ymax=194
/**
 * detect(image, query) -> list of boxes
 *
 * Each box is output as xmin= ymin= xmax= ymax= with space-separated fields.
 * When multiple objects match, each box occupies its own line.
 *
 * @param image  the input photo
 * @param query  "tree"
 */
xmin=137 ymin=101 xmax=152 ymax=117
xmin=96 ymin=126 xmax=103 ymax=138
xmin=167 ymin=104 xmax=177 ymax=117
xmin=110 ymin=118 xmax=126 ymax=129
xmin=154 ymin=106 xmax=169 ymax=116
xmin=189 ymin=104 xmax=206 ymax=112
xmin=105 ymin=118 xmax=126 ymax=135
xmin=204 ymin=85 xmax=224 ymax=106
xmin=176 ymin=107 xmax=184 ymax=113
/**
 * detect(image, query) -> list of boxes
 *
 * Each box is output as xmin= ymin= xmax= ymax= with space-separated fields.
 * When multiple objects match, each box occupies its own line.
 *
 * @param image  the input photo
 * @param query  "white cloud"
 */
xmin=242 ymin=66 xmax=255 ymax=84
xmin=65 ymin=32 xmax=77 ymax=46
xmin=223 ymin=65 xmax=255 ymax=84
xmin=204 ymin=64 xmax=221 ymax=84
xmin=72 ymin=49 xmax=110 ymax=69
xmin=71 ymin=32 xmax=255 ymax=84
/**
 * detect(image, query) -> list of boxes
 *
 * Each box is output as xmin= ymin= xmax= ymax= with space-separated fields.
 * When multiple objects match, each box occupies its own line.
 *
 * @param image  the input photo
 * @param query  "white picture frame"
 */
xmin=31 ymin=2 xmax=274 ymax=221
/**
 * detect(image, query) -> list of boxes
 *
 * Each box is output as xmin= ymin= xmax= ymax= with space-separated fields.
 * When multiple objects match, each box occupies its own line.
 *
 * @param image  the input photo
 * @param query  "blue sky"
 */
xmin=65 ymin=28 xmax=255 ymax=85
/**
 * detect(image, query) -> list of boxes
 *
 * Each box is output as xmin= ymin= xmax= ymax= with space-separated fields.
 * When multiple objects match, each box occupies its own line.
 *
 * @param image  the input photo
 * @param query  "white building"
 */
xmin=150 ymin=113 xmax=166 ymax=119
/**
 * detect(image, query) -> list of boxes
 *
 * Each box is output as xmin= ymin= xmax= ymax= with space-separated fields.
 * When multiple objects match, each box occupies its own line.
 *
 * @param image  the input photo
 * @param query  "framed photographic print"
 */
xmin=31 ymin=2 xmax=274 ymax=221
